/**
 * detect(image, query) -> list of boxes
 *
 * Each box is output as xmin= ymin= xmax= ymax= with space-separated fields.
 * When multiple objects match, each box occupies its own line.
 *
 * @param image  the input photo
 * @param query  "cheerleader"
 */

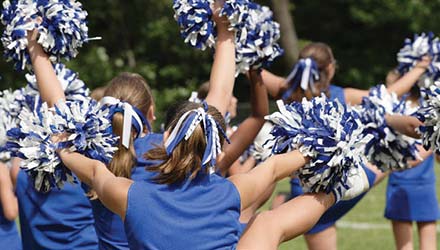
xmin=25 ymin=23 xmax=160 ymax=248
xmin=260 ymin=42 xmax=429 ymax=250
xmin=0 ymin=160 xmax=21 ymax=250
xmin=385 ymin=69 xmax=439 ymax=250
xmin=11 ymin=25 xmax=99 ymax=250
xmin=52 ymin=6 xmax=374 ymax=249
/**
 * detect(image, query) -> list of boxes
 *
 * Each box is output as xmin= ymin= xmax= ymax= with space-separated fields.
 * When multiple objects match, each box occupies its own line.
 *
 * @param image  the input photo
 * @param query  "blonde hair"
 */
xmin=104 ymin=72 xmax=154 ymax=178
xmin=146 ymin=102 xmax=226 ymax=185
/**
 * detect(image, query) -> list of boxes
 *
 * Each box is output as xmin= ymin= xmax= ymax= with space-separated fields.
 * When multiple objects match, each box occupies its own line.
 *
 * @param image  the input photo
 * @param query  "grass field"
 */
xmin=259 ymin=166 xmax=440 ymax=250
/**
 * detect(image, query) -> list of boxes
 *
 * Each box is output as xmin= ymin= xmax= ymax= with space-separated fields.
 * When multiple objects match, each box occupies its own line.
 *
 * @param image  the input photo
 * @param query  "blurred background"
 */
xmin=2 ymin=0 xmax=440 ymax=125
xmin=1 ymin=1 xmax=439 ymax=249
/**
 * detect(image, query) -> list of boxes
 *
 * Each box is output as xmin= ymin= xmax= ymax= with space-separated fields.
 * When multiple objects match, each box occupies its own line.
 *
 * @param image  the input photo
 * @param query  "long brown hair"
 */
xmin=282 ymin=42 xmax=335 ymax=103
xmin=145 ymin=102 xmax=226 ymax=185
xmin=104 ymin=72 xmax=154 ymax=178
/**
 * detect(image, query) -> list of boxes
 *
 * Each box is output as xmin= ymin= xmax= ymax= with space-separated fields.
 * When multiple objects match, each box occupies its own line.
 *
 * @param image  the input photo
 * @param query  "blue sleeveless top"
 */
xmin=389 ymin=154 xmax=435 ymax=185
xmin=329 ymin=84 xmax=346 ymax=104
xmin=16 ymin=171 xmax=98 ymax=250
xmin=125 ymin=173 xmax=241 ymax=250
xmin=91 ymin=133 xmax=163 ymax=250
xmin=0 ymin=205 xmax=21 ymax=250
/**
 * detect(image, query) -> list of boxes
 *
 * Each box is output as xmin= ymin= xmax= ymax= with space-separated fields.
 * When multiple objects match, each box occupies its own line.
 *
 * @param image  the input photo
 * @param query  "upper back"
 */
xmin=16 ymin=171 xmax=98 ymax=250
xmin=124 ymin=173 xmax=241 ymax=250
xmin=329 ymin=84 xmax=346 ymax=104
xmin=90 ymin=132 xmax=164 ymax=250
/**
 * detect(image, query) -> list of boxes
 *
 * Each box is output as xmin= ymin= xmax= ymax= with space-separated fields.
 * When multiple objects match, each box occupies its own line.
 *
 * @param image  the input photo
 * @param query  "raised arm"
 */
xmin=0 ymin=162 xmax=18 ymax=221
xmin=228 ymin=150 xmax=308 ymax=211
xmin=385 ymin=114 xmax=423 ymax=138
xmin=205 ymin=1 xmax=235 ymax=116
xmin=260 ymin=69 xmax=287 ymax=98
xmin=58 ymin=150 xmax=132 ymax=220
xmin=27 ymin=29 xmax=65 ymax=106
xmin=218 ymin=70 xmax=269 ymax=174
xmin=345 ymin=57 xmax=430 ymax=105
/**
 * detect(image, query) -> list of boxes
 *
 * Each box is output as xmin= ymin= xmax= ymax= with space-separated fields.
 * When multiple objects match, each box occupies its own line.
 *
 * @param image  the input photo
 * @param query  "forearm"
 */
xmin=205 ymin=27 xmax=235 ymax=116
xmin=237 ymin=192 xmax=334 ymax=250
xmin=260 ymin=69 xmax=286 ymax=98
xmin=249 ymin=70 xmax=269 ymax=118
xmin=27 ymin=38 xmax=65 ymax=107
xmin=272 ymin=150 xmax=308 ymax=182
xmin=218 ymin=117 xmax=265 ymax=172
xmin=387 ymin=67 xmax=425 ymax=97
xmin=0 ymin=164 xmax=18 ymax=221
xmin=58 ymin=150 xmax=104 ymax=187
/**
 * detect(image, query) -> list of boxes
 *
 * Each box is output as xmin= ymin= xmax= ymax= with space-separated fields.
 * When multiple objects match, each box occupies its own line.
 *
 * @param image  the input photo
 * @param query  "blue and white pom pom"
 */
xmin=358 ymin=85 xmax=420 ymax=171
xmin=416 ymin=82 xmax=440 ymax=154
xmin=25 ymin=63 xmax=90 ymax=102
xmin=54 ymin=98 xmax=119 ymax=164
xmin=173 ymin=0 xmax=249 ymax=50
xmin=173 ymin=0 xmax=215 ymax=50
xmin=397 ymin=32 xmax=440 ymax=81
xmin=235 ymin=3 xmax=283 ymax=74
xmin=251 ymin=121 xmax=275 ymax=163
xmin=266 ymin=95 xmax=372 ymax=194
xmin=0 ymin=88 xmax=26 ymax=161
xmin=5 ymin=97 xmax=73 ymax=193
xmin=1 ymin=0 xmax=89 ymax=71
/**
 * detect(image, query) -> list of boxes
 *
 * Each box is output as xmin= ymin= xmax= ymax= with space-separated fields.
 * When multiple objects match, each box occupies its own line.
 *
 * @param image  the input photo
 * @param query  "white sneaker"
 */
xmin=332 ymin=165 xmax=370 ymax=202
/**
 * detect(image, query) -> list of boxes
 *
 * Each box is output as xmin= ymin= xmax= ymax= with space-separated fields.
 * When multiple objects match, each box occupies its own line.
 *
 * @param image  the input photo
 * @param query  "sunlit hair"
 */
xmin=104 ymin=72 xmax=154 ymax=178
xmin=146 ymin=101 xmax=226 ymax=185
xmin=282 ymin=42 xmax=335 ymax=103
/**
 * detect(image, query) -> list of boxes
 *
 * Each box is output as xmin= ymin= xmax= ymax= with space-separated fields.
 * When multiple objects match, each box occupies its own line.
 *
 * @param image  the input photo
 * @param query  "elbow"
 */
xmin=3 ymin=204 xmax=18 ymax=221
xmin=90 ymin=161 xmax=106 ymax=187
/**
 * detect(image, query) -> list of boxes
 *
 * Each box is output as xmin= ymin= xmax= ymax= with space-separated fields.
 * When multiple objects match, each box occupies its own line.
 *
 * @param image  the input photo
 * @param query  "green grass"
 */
xmin=259 ymin=166 xmax=440 ymax=250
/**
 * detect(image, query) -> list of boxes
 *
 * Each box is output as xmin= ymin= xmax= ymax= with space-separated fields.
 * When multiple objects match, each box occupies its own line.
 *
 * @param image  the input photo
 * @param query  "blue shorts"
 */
xmin=290 ymin=165 xmax=377 ymax=234
xmin=385 ymin=182 xmax=439 ymax=222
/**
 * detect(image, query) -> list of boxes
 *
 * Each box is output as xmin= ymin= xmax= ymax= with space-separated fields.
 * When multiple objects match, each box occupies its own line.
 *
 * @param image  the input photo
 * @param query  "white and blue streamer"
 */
xmin=266 ymin=95 xmax=372 ymax=194
xmin=282 ymin=58 xmax=320 ymax=100
xmin=5 ymin=97 xmax=73 ymax=193
xmin=416 ymin=81 xmax=440 ymax=154
xmin=397 ymin=32 xmax=440 ymax=81
xmin=164 ymin=102 xmax=229 ymax=173
xmin=25 ymin=63 xmax=90 ymax=102
xmin=234 ymin=2 xmax=283 ymax=74
xmin=6 ymin=97 xmax=119 ymax=191
xmin=0 ymin=88 xmax=26 ymax=161
xmin=358 ymin=85 xmax=420 ymax=171
xmin=1 ymin=0 xmax=89 ymax=71
xmin=54 ymin=98 xmax=119 ymax=165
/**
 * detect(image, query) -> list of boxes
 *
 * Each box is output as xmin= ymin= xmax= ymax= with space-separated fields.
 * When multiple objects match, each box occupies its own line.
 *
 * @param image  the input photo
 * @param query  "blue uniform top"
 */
xmin=329 ymin=84 xmax=346 ymax=104
xmin=124 ymin=172 xmax=242 ymax=250
xmin=16 ymin=171 xmax=98 ymax=250
xmin=389 ymin=154 xmax=435 ymax=185
xmin=0 ymin=205 xmax=21 ymax=250
xmin=91 ymin=133 xmax=163 ymax=250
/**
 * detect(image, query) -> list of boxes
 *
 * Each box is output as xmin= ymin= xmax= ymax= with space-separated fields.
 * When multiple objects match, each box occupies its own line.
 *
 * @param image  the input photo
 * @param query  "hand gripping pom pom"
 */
xmin=5 ymin=98 xmax=74 ymax=193
xmin=234 ymin=3 xmax=283 ymax=75
xmin=173 ymin=0 xmax=250 ymax=50
xmin=1 ymin=0 xmax=89 ymax=71
xmin=265 ymin=95 xmax=372 ymax=194
xmin=6 ymin=97 xmax=119 ymax=192
xmin=251 ymin=121 xmax=275 ymax=163
xmin=173 ymin=0 xmax=215 ymax=50
xmin=25 ymin=63 xmax=90 ymax=102
xmin=397 ymin=32 xmax=440 ymax=81
xmin=54 ymin=99 xmax=119 ymax=165
xmin=416 ymin=82 xmax=440 ymax=154
xmin=358 ymin=85 xmax=420 ymax=171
